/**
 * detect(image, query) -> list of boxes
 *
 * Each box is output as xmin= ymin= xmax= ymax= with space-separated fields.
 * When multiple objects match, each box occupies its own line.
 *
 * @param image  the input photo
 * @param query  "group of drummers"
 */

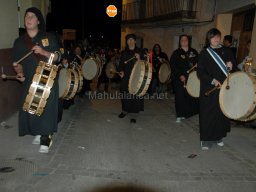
xmin=10 ymin=7 xmax=254 ymax=153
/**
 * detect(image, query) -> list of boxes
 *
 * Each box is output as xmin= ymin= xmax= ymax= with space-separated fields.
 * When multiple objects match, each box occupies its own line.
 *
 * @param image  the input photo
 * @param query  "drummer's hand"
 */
xmin=213 ymin=79 xmax=221 ymax=87
xmin=32 ymin=45 xmax=48 ymax=57
xmin=226 ymin=61 xmax=233 ymax=71
xmin=179 ymin=75 xmax=186 ymax=82
xmin=135 ymin=53 xmax=140 ymax=60
xmin=16 ymin=72 xmax=25 ymax=82
xmin=119 ymin=71 xmax=124 ymax=78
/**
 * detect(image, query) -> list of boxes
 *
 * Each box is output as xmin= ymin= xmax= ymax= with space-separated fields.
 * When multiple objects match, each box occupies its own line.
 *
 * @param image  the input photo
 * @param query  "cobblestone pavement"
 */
xmin=0 ymin=92 xmax=256 ymax=192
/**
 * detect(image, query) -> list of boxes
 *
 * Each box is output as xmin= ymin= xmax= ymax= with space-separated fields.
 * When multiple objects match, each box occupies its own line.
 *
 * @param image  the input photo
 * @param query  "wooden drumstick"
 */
xmin=13 ymin=51 xmax=33 ymax=66
xmin=186 ymin=64 xmax=197 ymax=74
xmin=1 ymin=74 xmax=17 ymax=79
xmin=205 ymin=86 xmax=221 ymax=96
xmin=226 ymin=68 xmax=231 ymax=90
xmin=124 ymin=56 xmax=136 ymax=64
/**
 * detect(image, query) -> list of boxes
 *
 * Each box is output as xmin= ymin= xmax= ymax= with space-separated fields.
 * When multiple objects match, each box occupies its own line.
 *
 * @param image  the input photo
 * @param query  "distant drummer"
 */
xmin=170 ymin=34 xmax=199 ymax=123
xmin=117 ymin=34 xmax=144 ymax=123
xmin=150 ymin=44 xmax=169 ymax=95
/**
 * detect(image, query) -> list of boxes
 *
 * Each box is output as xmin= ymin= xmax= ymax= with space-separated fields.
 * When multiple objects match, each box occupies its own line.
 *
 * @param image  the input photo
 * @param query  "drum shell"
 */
xmin=186 ymin=71 xmax=200 ymax=98
xmin=128 ymin=60 xmax=152 ymax=97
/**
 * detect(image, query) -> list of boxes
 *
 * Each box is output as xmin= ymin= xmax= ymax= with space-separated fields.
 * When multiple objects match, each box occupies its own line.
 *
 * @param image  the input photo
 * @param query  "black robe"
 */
xmin=117 ymin=48 xmax=144 ymax=113
xmin=170 ymin=48 xmax=199 ymax=118
xmin=197 ymin=46 xmax=236 ymax=141
xmin=13 ymin=31 xmax=60 ymax=136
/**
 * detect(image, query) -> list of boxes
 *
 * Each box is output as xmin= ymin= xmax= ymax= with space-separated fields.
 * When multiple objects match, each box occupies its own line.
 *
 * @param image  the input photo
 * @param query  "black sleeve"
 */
xmin=197 ymin=50 xmax=213 ymax=84
xmin=170 ymin=50 xmax=183 ymax=78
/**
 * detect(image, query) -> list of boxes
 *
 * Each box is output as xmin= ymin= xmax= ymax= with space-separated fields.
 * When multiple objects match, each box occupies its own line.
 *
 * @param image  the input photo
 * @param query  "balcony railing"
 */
xmin=122 ymin=0 xmax=198 ymax=24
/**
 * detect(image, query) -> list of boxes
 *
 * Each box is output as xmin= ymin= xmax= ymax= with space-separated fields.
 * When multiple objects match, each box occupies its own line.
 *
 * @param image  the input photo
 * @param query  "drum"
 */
xmin=81 ymin=57 xmax=102 ymax=80
xmin=186 ymin=71 xmax=200 ymax=98
xmin=129 ymin=60 xmax=152 ymax=97
xmin=71 ymin=62 xmax=83 ymax=93
xmin=105 ymin=61 xmax=117 ymax=79
xmin=58 ymin=68 xmax=79 ymax=100
xmin=158 ymin=62 xmax=171 ymax=83
xmin=219 ymin=72 xmax=256 ymax=121
xmin=23 ymin=54 xmax=58 ymax=116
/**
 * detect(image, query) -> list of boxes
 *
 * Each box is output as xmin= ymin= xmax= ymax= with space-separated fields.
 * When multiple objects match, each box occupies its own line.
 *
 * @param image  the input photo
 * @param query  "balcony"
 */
xmin=122 ymin=0 xmax=198 ymax=27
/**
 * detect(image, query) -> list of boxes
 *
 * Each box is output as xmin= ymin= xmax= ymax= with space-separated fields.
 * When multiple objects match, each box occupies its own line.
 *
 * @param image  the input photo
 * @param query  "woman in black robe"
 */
xmin=150 ymin=44 xmax=169 ymax=95
xmin=170 ymin=34 xmax=199 ymax=123
xmin=197 ymin=28 xmax=235 ymax=150
xmin=117 ymin=34 xmax=144 ymax=123
xmin=13 ymin=7 xmax=61 ymax=153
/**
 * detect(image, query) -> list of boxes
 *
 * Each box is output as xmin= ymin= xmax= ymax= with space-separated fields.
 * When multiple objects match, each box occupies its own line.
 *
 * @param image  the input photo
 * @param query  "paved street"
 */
xmin=0 ymin=91 xmax=256 ymax=192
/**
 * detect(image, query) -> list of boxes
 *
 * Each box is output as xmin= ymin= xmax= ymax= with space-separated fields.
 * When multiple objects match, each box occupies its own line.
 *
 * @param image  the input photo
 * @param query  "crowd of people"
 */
xmin=12 ymin=7 xmax=252 ymax=153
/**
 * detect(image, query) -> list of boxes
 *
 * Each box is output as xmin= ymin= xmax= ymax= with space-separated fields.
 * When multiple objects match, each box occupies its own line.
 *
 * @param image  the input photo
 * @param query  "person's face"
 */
xmin=62 ymin=58 xmax=68 ymax=65
xmin=155 ymin=46 xmax=160 ymax=53
xmin=180 ymin=36 xmax=189 ymax=48
xmin=127 ymin=38 xmax=136 ymax=49
xmin=25 ymin=12 xmax=39 ymax=30
xmin=210 ymin=35 xmax=221 ymax=47
xmin=223 ymin=40 xmax=231 ymax=47
xmin=75 ymin=47 xmax=81 ymax=55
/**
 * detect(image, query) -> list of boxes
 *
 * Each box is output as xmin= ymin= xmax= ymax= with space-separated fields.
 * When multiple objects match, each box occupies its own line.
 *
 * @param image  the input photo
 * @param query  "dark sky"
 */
xmin=47 ymin=0 xmax=122 ymax=48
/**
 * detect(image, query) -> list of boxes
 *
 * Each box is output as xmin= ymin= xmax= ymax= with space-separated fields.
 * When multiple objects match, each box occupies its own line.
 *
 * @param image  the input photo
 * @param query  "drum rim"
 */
xmin=23 ymin=62 xmax=58 ymax=116
xmin=64 ymin=69 xmax=79 ymax=100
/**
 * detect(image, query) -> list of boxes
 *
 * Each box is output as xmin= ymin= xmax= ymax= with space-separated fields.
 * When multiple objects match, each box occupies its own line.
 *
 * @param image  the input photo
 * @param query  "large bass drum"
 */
xmin=23 ymin=54 xmax=58 ymax=116
xmin=186 ymin=71 xmax=200 ymax=98
xmin=81 ymin=57 xmax=102 ymax=80
xmin=219 ymin=72 xmax=256 ymax=121
xmin=129 ymin=60 xmax=152 ymax=97
xmin=158 ymin=61 xmax=171 ymax=84
xmin=58 ymin=68 xmax=79 ymax=100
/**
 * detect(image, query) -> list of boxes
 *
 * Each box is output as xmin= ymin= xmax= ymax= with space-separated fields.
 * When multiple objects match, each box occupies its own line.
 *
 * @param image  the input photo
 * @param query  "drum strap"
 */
xmin=206 ymin=48 xmax=228 ymax=77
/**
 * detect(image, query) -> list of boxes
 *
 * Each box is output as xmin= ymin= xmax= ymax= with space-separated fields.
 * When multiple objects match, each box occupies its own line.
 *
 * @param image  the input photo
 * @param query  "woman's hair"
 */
xmin=152 ymin=44 xmax=162 ymax=54
xmin=179 ymin=34 xmax=191 ymax=48
xmin=205 ymin=28 xmax=221 ymax=47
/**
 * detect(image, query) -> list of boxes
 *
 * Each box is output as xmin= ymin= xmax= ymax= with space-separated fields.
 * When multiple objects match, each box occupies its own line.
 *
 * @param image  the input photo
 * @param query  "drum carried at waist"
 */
xmin=70 ymin=62 xmax=83 ymax=93
xmin=23 ymin=54 xmax=58 ymax=116
xmin=129 ymin=60 xmax=152 ymax=97
xmin=219 ymin=71 xmax=256 ymax=121
xmin=81 ymin=57 xmax=102 ymax=80
xmin=58 ymin=67 xmax=79 ymax=100
xmin=158 ymin=61 xmax=171 ymax=84
xmin=105 ymin=61 xmax=117 ymax=79
xmin=185 ymin=71 xmax=200 ymax=98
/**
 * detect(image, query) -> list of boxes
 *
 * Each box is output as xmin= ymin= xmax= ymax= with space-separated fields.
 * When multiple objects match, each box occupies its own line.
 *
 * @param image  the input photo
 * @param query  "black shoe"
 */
xmin=130 ymin=118 xmax=136 ymax=123
xmin=118 ymin=112 xmax=127 ymax=118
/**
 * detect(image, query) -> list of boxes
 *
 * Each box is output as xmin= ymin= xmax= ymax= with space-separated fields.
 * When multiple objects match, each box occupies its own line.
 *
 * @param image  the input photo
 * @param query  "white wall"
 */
xmin=0 ymin=0 xmax=19 ymax=49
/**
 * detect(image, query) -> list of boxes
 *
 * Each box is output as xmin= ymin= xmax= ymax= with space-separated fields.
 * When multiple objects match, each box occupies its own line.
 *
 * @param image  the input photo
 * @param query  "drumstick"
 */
xmin=226 ymin=68 xmax=231 ymax=90
xmin=205 ymin=86 xmax=221 ymax=96
xmin=13 ymin=51 xmax=33 ymax=66
xmin=186 ymin=64 xmax=197 ymax=74
xmin=183 ymin=81 xmax=186 ymax=88
xmin=1 ymin=74 xmax=17 ymax=79
xmin=124 ymin=56 xmax=136 ymax=64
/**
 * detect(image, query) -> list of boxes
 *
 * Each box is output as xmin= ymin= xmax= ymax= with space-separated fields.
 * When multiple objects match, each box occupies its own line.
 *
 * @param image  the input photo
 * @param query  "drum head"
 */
xmin=82 ymin=58 xmax=98 ymax=80
xmin=159 ymin=62 xmax=171 ymax=83
xmin=186 ymin=71 xmax=200 ymax=98
xmin=105 ymin=61 xmax=116 ymax=79
xmin=219 ymin=72 xmax=256 ymax=120
xmin=58 ymin=68 xmax=69 ymax=98
xmin=129 ymin=61 xmax=145 ymax=95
